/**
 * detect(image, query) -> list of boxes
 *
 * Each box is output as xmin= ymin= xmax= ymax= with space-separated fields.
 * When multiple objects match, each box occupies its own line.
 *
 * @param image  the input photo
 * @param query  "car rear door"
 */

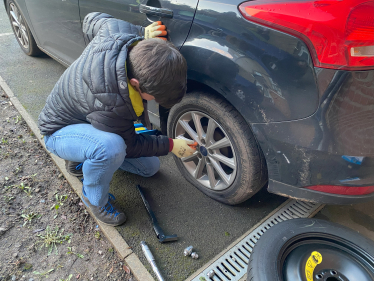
xmin=25 ymin=0 xmax=86 ymax=65
xmin=78 ymin=0 xmax=198 ymax=49
xmin=79 ymin=0 xmax=198 ymax=127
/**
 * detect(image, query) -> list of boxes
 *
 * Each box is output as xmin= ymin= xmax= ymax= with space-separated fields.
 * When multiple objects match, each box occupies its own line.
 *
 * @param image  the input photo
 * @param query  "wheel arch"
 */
xmin=161 ymin=78 xmax=257 ymax=139
xmin=180 ymin=43 xmax=266 ymax=124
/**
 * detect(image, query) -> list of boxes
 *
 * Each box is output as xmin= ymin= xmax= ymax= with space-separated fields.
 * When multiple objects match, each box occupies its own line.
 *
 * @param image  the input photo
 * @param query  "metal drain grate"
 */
xmin=190 ymin=200 xmax=322 ymax=281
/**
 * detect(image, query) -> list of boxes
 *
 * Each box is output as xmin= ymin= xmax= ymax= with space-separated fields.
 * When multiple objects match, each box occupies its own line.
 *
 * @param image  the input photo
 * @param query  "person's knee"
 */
xmin=141 ymin=157 xmax=160 ymax=177
xmin=97 ymin=133 xmax=126 ymax=165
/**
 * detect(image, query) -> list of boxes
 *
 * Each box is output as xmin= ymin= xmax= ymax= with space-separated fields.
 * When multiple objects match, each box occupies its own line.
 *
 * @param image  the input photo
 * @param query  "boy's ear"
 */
xmin=129 ymin=78 xmax=140 ymax=89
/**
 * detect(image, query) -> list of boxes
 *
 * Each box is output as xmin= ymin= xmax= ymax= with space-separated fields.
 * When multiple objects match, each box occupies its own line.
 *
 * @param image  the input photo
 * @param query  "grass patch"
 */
xmin=36 ymin=226 xmax=72 ymax=255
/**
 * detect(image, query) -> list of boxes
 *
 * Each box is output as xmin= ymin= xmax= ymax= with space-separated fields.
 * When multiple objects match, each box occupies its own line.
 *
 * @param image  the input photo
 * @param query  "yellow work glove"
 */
xmin=144 ymin=21 xmax=167 ymax=40
xmin=171 ymin=139 xmax=196 ymax=158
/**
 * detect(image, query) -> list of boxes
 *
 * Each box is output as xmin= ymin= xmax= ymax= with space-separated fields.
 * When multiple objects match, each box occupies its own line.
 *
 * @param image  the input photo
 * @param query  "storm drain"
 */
xmin=190 ymin=200 xmax=322 ymax=281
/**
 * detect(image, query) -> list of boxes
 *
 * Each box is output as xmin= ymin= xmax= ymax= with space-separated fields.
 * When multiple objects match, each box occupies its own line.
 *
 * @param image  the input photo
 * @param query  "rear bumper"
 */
xmin=268 ymin=180 xmax=374 ymax=205
xmin=251 ymin=69 xmax=374 ymax=204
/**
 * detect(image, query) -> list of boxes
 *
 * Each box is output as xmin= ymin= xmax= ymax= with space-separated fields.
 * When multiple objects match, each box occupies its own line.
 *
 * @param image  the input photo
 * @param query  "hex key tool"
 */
xmin=136 ymin=185 xmax=178 ymax=243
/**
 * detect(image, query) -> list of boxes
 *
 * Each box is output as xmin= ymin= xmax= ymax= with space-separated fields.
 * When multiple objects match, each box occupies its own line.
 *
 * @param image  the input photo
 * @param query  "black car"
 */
xmin=5 ymin=0 xmax=374 ymax=205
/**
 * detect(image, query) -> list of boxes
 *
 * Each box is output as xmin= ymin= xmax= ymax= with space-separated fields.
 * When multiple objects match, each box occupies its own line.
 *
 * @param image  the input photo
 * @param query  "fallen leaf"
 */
xmin=109 ymin=266 xmax=113 ymax=273
xmin=123 ymin=265 xmax=131 ymax=274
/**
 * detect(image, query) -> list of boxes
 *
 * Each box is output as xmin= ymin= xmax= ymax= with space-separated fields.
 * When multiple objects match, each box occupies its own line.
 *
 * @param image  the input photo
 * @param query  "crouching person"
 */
xmin=38 ymin=13 xmax=195 ymax=226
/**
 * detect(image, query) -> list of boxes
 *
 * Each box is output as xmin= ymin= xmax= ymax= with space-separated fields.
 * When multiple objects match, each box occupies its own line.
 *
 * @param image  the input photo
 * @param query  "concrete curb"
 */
xmin=0 ymin=76 xmax=155 ymax=281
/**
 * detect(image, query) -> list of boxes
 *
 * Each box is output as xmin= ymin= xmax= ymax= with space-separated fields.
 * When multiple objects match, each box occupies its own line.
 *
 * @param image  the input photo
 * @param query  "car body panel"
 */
xmin=252 ymin=69 xmax=374 ymax=199
xmin=78 ymin=0 xmax=199 ymax=125
xmin=24 ymin=0 xmax=86 ymax=65
xmin=268 ymin=179 xmax=374 ymax=205
xmin=180 ymin=0 xmax=319 ymax=124
xmin=79 ymin=0 xmax=198 ymax=49
xmin=5 ymin=0 xmax=374 ymax=204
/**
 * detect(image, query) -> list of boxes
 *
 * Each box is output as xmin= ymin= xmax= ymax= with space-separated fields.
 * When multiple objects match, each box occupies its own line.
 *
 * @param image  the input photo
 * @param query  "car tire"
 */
xmin=247 ymin=218 xmax=374 ymax=281
xmin=167 ymin=91 xmax=268 ymax=205
xmin=6 ymin=0 xmax=42 ymax=56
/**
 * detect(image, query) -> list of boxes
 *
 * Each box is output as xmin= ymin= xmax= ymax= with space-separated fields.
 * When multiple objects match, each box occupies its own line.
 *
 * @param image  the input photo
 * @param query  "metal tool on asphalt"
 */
xmin=183 ymin=246 xmax=193 ymax=256
xmin=136 ymin=185 xmax=178 ymax=243
xmin=141 ymin=241 xmax=165 ymax=281
xmin=191 ymin=252 xmax=199 ymax=259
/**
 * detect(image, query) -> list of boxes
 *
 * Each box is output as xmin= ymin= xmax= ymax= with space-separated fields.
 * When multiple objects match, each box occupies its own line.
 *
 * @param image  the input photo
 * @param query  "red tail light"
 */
xmin=305 ymin=185 xmax=374 ymax=195
xmin=239 ymin=0 xmax=374 ymax=70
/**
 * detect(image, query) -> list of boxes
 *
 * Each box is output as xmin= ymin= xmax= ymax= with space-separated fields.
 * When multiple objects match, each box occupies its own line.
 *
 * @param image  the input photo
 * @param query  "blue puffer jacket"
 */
xmin=38 ymin=12 xmax=170 ymax=158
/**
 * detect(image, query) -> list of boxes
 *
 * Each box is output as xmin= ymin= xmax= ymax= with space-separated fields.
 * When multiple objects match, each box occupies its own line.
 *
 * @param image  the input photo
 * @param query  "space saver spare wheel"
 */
xmin=167 ymin=91 xmax=267 ymax=205
xmin=247 ymin=218 xmax=374 ymax=281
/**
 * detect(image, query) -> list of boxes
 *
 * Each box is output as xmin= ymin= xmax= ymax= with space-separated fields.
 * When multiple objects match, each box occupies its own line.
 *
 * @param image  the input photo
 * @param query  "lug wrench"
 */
xmin=141 ymin=241 xmax=165 ymax=281
xmin=136 ymin=185 xmax=178 ymax=243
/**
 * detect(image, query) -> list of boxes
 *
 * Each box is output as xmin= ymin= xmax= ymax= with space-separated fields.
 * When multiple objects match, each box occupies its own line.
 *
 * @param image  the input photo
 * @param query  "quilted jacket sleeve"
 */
xmin=87 ymin=111 xmax=170 ymax=158
xmin=82 ymin=12 xmax=145 ymax=43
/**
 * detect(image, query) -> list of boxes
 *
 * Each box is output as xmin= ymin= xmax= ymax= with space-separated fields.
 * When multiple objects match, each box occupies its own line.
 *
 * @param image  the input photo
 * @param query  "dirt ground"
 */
xmin=0 ymin=88 xmax=134 ymax=281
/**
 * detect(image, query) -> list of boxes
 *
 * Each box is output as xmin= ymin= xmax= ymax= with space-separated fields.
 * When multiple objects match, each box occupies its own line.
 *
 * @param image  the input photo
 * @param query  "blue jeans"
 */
xmin=44 ymin=124 xmax=160 ymax=206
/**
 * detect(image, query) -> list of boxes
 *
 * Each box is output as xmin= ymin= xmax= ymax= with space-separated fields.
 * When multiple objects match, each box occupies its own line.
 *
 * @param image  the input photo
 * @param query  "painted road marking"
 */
xmin=0 ymin=33 xmax=14 ymax=37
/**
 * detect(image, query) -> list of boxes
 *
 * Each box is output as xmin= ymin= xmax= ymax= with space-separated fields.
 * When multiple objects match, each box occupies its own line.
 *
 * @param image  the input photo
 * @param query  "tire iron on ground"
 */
xmin=136 ymin=185 xmax=178 ymax=243
xmin=141 ymin=241 xmax=165 ymax=281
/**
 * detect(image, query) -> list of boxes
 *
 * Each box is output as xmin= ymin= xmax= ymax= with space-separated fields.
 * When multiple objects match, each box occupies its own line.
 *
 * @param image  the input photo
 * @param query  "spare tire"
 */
xmin=247 ymin=218 xmax=374 ymax=281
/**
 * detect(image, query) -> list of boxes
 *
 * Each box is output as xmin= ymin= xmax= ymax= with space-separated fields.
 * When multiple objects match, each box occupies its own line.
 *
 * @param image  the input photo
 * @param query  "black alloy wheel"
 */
xmin=247 ymin=218 xmax=374 ymax=281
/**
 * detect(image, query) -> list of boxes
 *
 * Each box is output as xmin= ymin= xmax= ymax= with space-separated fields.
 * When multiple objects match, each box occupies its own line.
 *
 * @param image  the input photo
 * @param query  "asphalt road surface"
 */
xmin=0 ymin=6 xmax=286 ymax=280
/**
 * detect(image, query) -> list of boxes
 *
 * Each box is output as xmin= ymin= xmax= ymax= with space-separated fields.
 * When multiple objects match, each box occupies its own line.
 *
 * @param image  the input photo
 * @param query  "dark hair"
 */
xmin=127 ymin=38 xmax=187 ymax=108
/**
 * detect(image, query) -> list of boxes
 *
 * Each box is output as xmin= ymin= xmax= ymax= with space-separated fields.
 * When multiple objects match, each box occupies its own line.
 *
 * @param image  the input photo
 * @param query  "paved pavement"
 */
xmin=0 ymin=6 xmax=286 ymax=280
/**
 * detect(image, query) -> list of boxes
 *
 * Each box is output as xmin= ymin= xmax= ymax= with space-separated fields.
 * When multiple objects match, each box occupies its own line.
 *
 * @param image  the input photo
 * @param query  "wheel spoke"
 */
xmin=210 ymin=154 xmax=235 ymax=169
xmin=19 ymin=35 xmax=24 ymax=46
xmin=21 ymin=29 xmax=28 ymax=44
xmin=12 ymin=21 xmax=19 ymax=28
xmin=191 ymin=112 xmax=204 ymax=141
xmin=176 ymin=135 xmax=192 ymax=141
xmin=210 ymin=157 xmax=230 ymax=185
xmin=10 ymin=11 xmax=19 ymax=24
xmin=21 ymin=33 xmax=28 ymax=47
xmin=193 ymin=157 xmax=205 ymax=179
xmin=14 ymin=28 xmax=20 ymax=37
xmin=178 ymin=119 xmax=199 ymax=143
xmin=206 ymin=163 xmax=217 ymax=188
xmin=20 ymin=24 xmax=27 ymax=32
xmin=205 ymin=119 xmax=216 ymax=145
xmin=206 ymin=137 xmax=231 ymax=150
xmin=181 ymin=152 xmax=198 ymax=163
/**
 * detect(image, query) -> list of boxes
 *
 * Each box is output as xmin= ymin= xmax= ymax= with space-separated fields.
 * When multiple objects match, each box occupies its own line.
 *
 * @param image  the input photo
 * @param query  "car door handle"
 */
xmin=139 ymin=4 xmax=173 ymax=18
